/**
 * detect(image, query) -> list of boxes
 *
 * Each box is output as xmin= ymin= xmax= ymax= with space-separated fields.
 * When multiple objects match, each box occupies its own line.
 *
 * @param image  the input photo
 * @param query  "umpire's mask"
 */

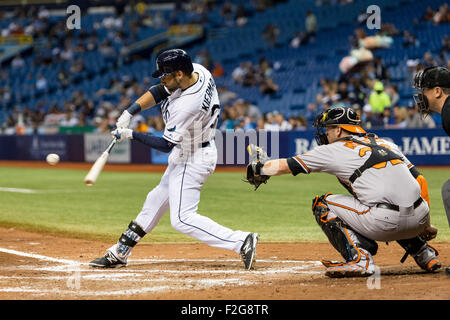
xmin=413 ymin=66 xmax=450 ymax=118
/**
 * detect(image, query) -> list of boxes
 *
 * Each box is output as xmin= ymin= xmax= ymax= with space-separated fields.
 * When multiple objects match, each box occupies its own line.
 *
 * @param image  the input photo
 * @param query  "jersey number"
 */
xmin=344 ymin=141 xmax=403 ymax=169
xmin=210 ymin=104 xmax=220 ymax=128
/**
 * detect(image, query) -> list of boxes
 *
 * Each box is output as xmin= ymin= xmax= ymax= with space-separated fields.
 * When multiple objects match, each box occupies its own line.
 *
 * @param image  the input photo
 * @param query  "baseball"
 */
xmin=46 ymin=153 xmax=60 ymax=165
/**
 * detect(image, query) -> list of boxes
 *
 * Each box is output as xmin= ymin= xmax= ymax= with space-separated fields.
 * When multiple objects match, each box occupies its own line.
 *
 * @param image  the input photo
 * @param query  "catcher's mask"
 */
xmin=313 ymin=106 xmax=365 ymax=145
xmin=413 ymin=66 xmax=450 ymax=117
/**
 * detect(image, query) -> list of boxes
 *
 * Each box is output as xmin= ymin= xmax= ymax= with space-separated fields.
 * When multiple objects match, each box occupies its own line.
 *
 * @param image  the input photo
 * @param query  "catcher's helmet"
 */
xmin=412 ymin=66 xmax=450 ymax=116
xmin=313 ymin=105 xmax=365 ymax=145
xmin=151 ymin=49 xmax=194 ymax=78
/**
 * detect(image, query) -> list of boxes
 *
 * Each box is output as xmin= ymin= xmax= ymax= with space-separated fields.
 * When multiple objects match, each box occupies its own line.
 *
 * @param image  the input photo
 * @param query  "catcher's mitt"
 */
xmin=244 ymin=144 xmax=270 ymax=190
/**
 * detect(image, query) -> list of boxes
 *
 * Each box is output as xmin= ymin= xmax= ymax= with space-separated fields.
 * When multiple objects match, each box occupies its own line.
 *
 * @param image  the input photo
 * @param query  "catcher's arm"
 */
xmin=244 ymin=144 xmax=291 ymax=190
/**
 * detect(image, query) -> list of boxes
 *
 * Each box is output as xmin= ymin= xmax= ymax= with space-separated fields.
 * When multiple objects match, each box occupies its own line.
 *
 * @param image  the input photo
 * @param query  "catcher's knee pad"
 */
xmin=312 ymin=194 xmax=378 ymax=261
xmin=312 ymin=193 xmax=333 ymax=224
xmin=116 ymin=220 xmax=147 ymax=259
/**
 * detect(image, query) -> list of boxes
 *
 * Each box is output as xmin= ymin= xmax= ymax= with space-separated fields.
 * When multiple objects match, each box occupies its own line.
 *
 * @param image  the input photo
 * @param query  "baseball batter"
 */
xmin=246 ymin=106 xmax=441 ymax=277
xmin=90 ymin=49 xmax=258 ymax=270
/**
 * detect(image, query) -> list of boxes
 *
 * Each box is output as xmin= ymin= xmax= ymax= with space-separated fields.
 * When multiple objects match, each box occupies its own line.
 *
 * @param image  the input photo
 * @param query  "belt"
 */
xmin=376 ymin=197 xmax=423 ymax=211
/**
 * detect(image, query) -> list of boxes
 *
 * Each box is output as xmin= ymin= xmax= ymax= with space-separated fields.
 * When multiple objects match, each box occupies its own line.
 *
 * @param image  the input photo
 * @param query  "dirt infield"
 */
xmin=0 ymin=227 xmax=449 ymax=300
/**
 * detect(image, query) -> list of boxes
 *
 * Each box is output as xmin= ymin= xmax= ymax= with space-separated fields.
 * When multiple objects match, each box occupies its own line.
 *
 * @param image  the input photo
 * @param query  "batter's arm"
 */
xmin=137 ymin=85 xmax=171 ymax=111
xmin=116 ymin=85 xmax=170 ymax=128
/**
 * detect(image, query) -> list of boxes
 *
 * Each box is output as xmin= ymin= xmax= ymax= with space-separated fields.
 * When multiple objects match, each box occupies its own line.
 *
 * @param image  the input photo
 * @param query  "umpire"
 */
xmin=413 ymin=65 xmax=450 ymax=275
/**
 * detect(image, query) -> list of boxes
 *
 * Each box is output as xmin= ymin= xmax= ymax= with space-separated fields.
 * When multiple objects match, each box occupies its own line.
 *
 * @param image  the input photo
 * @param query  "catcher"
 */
xmin=245 ymin=105 xmax=441 ymax=278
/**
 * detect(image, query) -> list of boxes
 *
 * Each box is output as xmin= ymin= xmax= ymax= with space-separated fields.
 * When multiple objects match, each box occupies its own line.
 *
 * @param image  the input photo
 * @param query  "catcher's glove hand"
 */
xmin=244 ymin=144 xmax=270 ymax=191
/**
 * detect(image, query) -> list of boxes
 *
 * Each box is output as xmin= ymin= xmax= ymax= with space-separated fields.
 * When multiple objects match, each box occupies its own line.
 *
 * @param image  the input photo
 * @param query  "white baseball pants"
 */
xmin=109 ymin=144 xmax=249 ymax=260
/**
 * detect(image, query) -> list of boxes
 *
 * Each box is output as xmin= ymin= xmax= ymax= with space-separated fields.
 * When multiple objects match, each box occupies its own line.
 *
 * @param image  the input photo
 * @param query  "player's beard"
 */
xmin=166 ymin=78 xmax=182 ymax=93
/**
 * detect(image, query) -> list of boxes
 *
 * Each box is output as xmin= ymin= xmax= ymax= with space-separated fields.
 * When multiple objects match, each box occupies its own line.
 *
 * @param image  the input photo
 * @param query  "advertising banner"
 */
xmin=84 ymin=133 xmax=130 ymax=163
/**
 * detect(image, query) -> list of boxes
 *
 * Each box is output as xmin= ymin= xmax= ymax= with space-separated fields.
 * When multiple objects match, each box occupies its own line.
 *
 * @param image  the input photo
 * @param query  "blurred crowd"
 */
xmin=232 ymin=57 xmax=280 ymax=95
xmin=1 ymin=1 xmax=449 ymax=135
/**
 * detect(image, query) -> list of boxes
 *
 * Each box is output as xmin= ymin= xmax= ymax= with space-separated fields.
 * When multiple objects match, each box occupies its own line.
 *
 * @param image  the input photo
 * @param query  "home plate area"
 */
xmin=0 ymin=248 xmax=323 ymax=299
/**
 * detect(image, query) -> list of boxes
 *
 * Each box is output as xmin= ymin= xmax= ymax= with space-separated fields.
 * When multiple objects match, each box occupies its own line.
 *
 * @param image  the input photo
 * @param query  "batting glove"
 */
xmin=111 ymin=128 xmax=133 ymax=142
xmin=115 ymin=110 xmax=132 ymax=128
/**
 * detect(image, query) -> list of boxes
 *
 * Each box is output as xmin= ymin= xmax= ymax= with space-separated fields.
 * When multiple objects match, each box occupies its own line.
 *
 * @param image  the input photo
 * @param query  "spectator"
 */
xmin=387 ymin=106 xmax=408 ymax=129
xmin=288 ymin=115 xmax=308 ymax=130
xmin=433 ymin=4 xmax=449 ymax=25
xmin=264 ymin=112 xmax=281 ymax=131
xmin=402 ymin=30 xmax=419 ymax=48
xmin=305 ymin=103 xmax=318 ymax=124
xmin=134 ymin=119 xmax=149 ymax=133
xmin=259 ymin=77 xmax=279 ymax=95
xmin=57 ymin=68 xmax=70 ymax=89
xmin=422 ymin=6 xmax=435 ymax=21
xmin=406 ymin=103 xmax=436 ymax=129
xmin=275 ymin=112 xmax=292 ymax=131
xmin=194 ymin=49 xmax=213 ymax=71
xmin=386 ymin=84 xmax=399 ymax=108
xmin=217 ymin=86 xmax=237 ymax=105
xmin=369 ymin=81 xmax=391 ymax=114
xmin=60 ymin=111 xmax=79 ymax=127
xmin=372 ymin=57 xmax=389 ymax=81
xmin=235 ymin=3 xmax=248 ymax=27
xmin=212 ymin=61 xmax=225 ymax=78
xmin=232 ymin=62 xmax=249 ymax=84
xmin=244 ymin=100 xmax=263 ymax=123
xmin=35 ymin=74 xmax=48 ymax=92
xmin=361 ymin=104 xmax=384 ymax=129
xmin=219 ymin=106 xmax=237 ymax=130
xmin=262 ymin=23 xmax=280 ymax=47
xmin=442 ymin=36 xmax=450 ymax=56
xmin=11 ymin=54 xmax=25 ymax=69
xmin=290 ymin=31 xmax=309 ymax=48
xmin=422 ymin=51 xmax=437 ymax=68
xmin=242 ymin=65 xmax=257 ymax=87
xmin=305 ymin=11 xmax=317 ymax=37
xmin=382 ymin=107 xmax=396 ymax=127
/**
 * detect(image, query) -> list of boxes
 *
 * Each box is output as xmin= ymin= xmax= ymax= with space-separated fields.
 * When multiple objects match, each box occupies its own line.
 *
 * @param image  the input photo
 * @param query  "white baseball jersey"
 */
xmin=108 ymin=63 xmax=249 ymax=261
xmin=161 ymin=63 xmax=220 ymax=160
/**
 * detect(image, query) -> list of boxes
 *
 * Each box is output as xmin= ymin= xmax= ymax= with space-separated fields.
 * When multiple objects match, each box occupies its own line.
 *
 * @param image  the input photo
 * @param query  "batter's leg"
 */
xmin=90 ymin=166 xmax=172 ymax=267
xmin=168 ymin=161 xmax=249 ymax=254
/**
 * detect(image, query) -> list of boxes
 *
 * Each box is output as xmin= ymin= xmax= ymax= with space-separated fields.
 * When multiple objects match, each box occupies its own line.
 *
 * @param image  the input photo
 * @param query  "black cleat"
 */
xmin=240 ymin=233 xmax=259 ymax=270
xmin=89 ymin=251 xmax=126 ymax=268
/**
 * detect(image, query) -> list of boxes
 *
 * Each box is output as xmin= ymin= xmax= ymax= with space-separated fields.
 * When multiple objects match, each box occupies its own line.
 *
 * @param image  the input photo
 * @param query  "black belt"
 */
xmin=376 ymin=197 xmax=423 ymax=211
xmin=201 ymin=141 xmax=210 ymax=148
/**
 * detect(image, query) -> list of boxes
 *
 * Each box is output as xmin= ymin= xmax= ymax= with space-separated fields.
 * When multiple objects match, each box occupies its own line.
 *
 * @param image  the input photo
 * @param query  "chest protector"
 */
xmin=337 ymin=133 xmax=403 ymax=183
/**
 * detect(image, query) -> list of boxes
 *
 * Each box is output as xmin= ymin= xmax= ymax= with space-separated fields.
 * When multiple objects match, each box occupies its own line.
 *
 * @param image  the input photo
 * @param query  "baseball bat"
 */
xmin=84 ymin=137 xmax=117 ymax=186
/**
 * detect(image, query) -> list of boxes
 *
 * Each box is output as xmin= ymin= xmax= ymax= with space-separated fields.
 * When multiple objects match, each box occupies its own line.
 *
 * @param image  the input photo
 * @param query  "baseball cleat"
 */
xmin=240 ymin=233 xmax=258 ymax=270
xmin=89 ymin=251 xmax=126 ymax=268
xmin=446 ymin=266 xmax=450 ymax=276
xmin=325 ymin=263 xmax=375 ymax=278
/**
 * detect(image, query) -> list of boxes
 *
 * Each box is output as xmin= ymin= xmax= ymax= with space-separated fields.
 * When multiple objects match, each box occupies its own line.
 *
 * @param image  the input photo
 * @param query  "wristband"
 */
xmin=127 ymin=102 xmax=142 ymax=115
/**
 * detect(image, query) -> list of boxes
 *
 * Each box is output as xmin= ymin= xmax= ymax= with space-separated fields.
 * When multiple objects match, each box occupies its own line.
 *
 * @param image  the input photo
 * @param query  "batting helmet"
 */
xmin=313 ymin=105 xmax=366 ymax=145
xmin=151 ymin=49 xmax=194 ymax=78
xmin=413 ymin=66 xmax=450 ymax=116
